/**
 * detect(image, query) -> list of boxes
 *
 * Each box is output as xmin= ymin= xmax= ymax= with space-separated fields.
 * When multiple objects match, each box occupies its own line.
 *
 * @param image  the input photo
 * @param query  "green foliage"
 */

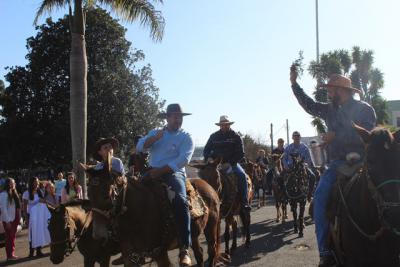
xmin=0 ymin=8 xmax=163 ymax=169
xmin=308 ymin=46 xmax=388 ymax=127
xmin=240 ymin=133 xmax=269 ymax=161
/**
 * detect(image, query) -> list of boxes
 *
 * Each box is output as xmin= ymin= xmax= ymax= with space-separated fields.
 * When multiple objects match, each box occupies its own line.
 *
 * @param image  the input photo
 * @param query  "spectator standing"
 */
xmin=0 ymin=178 xmax=21 ymax=261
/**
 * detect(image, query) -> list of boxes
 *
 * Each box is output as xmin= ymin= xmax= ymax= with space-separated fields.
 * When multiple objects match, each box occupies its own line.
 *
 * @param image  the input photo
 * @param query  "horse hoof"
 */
xmin=294 ymin=228 xmax=298 ymax=234
xmin=298 ymin=232 xmax=304 ymax=238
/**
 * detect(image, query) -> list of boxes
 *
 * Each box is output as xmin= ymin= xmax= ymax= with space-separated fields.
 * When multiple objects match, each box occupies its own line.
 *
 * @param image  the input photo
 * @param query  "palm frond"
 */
xmin=99 ymin=0 xmax=165 ymax=42
xmin=34 ymin=0 xmax=69 ymax=25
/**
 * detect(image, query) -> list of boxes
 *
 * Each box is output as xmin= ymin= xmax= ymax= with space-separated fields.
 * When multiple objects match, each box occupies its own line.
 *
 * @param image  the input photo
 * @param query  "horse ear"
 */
xmin=353 ymin=123 xmax=371 ymax=144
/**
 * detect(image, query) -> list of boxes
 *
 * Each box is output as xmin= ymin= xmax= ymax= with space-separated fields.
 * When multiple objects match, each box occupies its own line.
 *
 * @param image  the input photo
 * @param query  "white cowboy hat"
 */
xmin=215 ymin=115 xmax=234 ymax=126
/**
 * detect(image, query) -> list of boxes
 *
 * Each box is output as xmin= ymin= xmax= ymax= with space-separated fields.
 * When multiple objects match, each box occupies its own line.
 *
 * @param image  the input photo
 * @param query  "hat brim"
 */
xmin=93 ymin=137 xmax=119 ymax=161
xmin=318 ymin=84 xmax=362 ymax=94
xmin=157 ymin=112 xmax=192 ymax=119
xmin=215 ymin=122 xmax=234 ymax=126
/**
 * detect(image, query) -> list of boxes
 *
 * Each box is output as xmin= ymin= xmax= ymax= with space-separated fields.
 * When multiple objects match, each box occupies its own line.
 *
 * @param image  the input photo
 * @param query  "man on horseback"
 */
xmin=272 ymin=138 xmax=285 ymax=156
xmin=282 ymin=131 xmax=316 ymax=189
xmin=93 ymin=137 xmax=125 ymax=177
xmin=290 ymin=69 xmax=376 ymax=266
xmin=203 ymin=115 xmax=251 ymax=211
xmin=136 ymin=103 xmax=194 ymax=267
xmin=256 ymin=149 xmax=271 ymax=195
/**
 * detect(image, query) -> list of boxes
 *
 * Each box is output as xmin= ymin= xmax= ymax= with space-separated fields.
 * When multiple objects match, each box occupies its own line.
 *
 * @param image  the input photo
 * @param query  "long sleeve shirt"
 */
xmin=136 ymin=128 xmax=194 ymax=175
xmin=203 ymin=129 xmax=245 ymax=165
xmin=94 ymin=157 xmax=125 ymax=175
xmin=292 ymin=83 xmax=376 ymax=161
xmin=0 ymin=192 xmax=17 ymax=223
xmin=282 ymin=143 xmax=313 ymax=169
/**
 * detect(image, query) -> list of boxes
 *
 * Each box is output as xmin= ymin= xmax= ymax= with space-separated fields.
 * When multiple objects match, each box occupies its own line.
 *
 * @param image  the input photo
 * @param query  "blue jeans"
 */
xmin=313 ymin=160 xmax=344 ymax=256
xmin=231 ymin=164 xmax=249 ymax=206
xmin=163 ymin=172 xmax=191 ymax=248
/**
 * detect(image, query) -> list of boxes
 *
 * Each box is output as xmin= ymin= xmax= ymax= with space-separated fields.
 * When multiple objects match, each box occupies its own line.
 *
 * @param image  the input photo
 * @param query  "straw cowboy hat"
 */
xmin=319 ymin=74 xmax=362 ymax=95
xmin=93 ymin=137 xmax=119 ymax=161
xmin=158 ymin=103 xmax=191 ymax=119
xmin=215 ymin=115 xmax=234 ymax=126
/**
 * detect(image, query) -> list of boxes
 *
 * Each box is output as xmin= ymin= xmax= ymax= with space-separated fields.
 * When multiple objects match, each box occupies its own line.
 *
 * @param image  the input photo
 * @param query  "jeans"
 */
xmin=313 ymin=160 xmax=344 ymax=256
xmin=231 ymin=164 xmax=249 ymax=206
xmin=163 ymin=172 xmax=191 ymax=248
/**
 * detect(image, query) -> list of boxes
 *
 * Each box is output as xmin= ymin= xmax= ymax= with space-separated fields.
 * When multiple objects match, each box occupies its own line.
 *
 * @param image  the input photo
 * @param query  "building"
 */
xmin=387 ymin=100 xmax=400 ymax=128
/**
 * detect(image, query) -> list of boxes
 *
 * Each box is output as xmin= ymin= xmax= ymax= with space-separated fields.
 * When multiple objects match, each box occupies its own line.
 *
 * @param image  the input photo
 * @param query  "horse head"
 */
xmin=355 ymin=125 xmax=400 ymax=233
xmin=190 ymin=158 xmax=223 ymax=194
xmin=80 ymin=152 xmax=117 ymax=240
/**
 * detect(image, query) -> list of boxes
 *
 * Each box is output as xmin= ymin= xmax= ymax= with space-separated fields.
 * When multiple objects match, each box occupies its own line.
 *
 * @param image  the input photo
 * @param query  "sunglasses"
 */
xmin=292 ymin=135 xmax=300 ymax=137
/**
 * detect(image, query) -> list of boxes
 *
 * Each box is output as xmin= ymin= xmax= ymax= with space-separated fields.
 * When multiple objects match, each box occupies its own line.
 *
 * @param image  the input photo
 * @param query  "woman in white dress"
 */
xmin=22 ymin=177 xmax=50 ymax=257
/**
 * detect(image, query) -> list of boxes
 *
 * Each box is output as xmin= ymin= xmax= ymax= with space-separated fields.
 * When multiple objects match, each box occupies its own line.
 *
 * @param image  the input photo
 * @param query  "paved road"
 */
xmin=0 ymin=196 xmax=319 ymax=267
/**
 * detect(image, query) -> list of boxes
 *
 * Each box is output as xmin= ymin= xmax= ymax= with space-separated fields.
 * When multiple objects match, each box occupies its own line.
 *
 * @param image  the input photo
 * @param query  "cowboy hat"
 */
xmin=318 ymin=74 xmax=362 ymax=94
xmin=157 ymin=103 xmax=191 ymax=119
xmin=93 ymin=137 xmax=119 ymax=161
xmin=215 ymin=115 xmax=234 ymax=126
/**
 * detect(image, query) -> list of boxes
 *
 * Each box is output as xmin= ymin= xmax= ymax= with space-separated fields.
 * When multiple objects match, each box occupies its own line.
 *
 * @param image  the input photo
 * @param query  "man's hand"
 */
xmin=322 ymin=132 xmax=336 ymax=144
xmin=144 ymin=129 xmax=164 ymax=149
xmin=290 ymin=66 xmax=298 ymax=85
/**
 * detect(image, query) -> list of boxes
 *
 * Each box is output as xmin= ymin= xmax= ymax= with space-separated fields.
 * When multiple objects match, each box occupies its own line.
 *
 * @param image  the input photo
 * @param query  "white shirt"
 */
xmin=0 ymin=192 xmax=16 ymax=223
xmin=22 ymin=191 xmax=40 ymax=215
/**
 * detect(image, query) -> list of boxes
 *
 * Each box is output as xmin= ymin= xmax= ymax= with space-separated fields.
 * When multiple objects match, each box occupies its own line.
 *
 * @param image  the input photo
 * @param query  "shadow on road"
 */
xmin=0 ymin=253 xmax=50 ymax=266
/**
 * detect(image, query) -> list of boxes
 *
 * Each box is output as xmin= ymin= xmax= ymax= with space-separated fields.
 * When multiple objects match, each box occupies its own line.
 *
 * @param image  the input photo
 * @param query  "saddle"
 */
xmin=144 ymin=178 xmax=208 ymax=219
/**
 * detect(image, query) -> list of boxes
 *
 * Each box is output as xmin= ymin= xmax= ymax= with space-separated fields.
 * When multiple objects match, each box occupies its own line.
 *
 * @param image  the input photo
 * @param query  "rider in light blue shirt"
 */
xmin=282 ymin=131 xmax=313 ymax=170
xmin=136 ymin=103 xmax=194 ymax=267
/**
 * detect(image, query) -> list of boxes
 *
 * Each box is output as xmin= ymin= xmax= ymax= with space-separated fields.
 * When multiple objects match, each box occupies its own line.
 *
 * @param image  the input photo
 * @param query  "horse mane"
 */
xmin=61 ymin=199 xmax=91 ymax=209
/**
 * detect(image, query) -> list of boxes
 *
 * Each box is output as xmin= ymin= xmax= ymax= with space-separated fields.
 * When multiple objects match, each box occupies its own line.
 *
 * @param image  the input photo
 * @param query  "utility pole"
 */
xmin=286 ymin=119 xmax=290 ymax=144
xmin=315 ymin=0 xmax=320 ymax=63
xmin=270 ymin=123 xmax=274 ymax=151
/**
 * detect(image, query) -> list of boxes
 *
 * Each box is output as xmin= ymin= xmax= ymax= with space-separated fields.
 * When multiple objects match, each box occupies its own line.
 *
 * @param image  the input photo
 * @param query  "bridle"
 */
xmin=337 ymin=163 xmax=400 ymax=241
xmin=285 ymin=155 xmax=308 ymax=200
xmin=50 ymin=208 xmax=92 ymax=257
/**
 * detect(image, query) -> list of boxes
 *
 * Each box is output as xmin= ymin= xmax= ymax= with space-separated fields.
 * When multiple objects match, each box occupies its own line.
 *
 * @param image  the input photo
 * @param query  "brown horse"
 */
xmin=47 ymin=199 xmax=119 ymax=267
xmin=328 ymin=126 xmax=400 ymax=266
xmin=83 ymin=155 xmax=222 ymax=267
xmin=269 ymin=154 xmax=288 ymax=223
xmin=192 ymin=159 xmax=253 ymax=255
xmin=283 ymin=153 xmax=314 ymax=237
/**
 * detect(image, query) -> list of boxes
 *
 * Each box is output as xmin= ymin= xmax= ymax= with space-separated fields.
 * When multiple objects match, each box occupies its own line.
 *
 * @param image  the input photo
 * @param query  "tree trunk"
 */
xmin=70 ymin=0 xmax=87 ymax=198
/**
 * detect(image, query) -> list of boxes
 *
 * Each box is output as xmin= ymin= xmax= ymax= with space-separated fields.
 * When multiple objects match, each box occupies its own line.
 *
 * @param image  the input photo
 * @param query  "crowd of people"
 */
xmin=0 ymin=170 xmax=83 ymax=261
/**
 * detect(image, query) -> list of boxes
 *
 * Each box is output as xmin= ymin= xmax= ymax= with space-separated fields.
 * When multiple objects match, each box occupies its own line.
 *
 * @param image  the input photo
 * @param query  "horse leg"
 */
xmin=99 ymin=255 xmax=111 ymax=267
xmin=298 ymin=200 xmax=306 ymax=238
xmin=155 ymin=250 xmax=171 ymax=267
xmin=275 ymin=200 xmax=280 ymax=222
xmin=291 ymin=201 xmax=298 ymax=233
xmin=119 ymin=241 xmax=139 ymax=267
xmin=240 ymin=208 xmax=251 ymax=248
xmin=231 ymin=218 xmax=238 ymax=252
xmin=191 ymin=224 xmax=204 ymax=267
xmin=204 ymin=215 xmax=219 ymax=267
xmin=84 ymin=256 xmax=95 ymax=267
xmin=224 ymin=218 xmax=231 ymax=255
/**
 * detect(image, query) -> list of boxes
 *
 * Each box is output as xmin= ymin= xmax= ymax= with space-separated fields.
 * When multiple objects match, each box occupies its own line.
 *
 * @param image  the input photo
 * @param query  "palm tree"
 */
xmin=34 ymin=0 xmax=165 ymax=196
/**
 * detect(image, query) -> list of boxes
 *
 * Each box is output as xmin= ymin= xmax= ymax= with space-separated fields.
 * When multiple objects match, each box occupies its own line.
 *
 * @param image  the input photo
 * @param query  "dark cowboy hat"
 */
xmin=93 ymin=137 xmax=119 ymax=161
xmin=157 ymin=103 xmax=191 ymax=119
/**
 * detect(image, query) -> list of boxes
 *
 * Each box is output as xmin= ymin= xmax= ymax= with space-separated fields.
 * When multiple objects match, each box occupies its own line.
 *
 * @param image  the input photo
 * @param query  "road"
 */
xmin=0 ymin=195 xmax=319 ymax=267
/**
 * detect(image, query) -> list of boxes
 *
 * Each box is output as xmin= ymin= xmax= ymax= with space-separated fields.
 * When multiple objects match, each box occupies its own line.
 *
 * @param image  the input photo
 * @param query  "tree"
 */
xmin=240 ymin=133 xmax=269 ymax=161
xmin=0 ymin=8 xmax=163 ymax=171
xmin=34 ymin=0 xmax=165 ymax=196
xmin=308 ymin=47 xmax=388 ymax=132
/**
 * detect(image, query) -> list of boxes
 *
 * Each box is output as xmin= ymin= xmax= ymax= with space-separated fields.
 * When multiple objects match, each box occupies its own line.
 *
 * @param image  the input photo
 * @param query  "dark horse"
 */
xmin=269 ymin=154 xmax=288 ymax=223
xmin=328 ymin=126 xmax=400 ymax=267
xmin=82 ymin=154 xmax=222 ymax=267
xmin=47 ymin=199 xmax=119 ymax=267
xmin=283 ymin=153 xmax=314 ymax=237
xmin=192 ymin=159 xmax=253 ymax=255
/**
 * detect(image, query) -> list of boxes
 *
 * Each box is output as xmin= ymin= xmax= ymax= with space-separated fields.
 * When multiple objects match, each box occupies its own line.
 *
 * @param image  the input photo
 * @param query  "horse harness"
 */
xmin=50 ymin=208 xmax=92 ymax=257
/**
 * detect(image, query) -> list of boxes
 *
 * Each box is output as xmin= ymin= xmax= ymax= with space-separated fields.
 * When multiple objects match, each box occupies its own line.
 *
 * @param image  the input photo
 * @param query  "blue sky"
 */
xmin=1 ymin=0 xmax=399 ymax=146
